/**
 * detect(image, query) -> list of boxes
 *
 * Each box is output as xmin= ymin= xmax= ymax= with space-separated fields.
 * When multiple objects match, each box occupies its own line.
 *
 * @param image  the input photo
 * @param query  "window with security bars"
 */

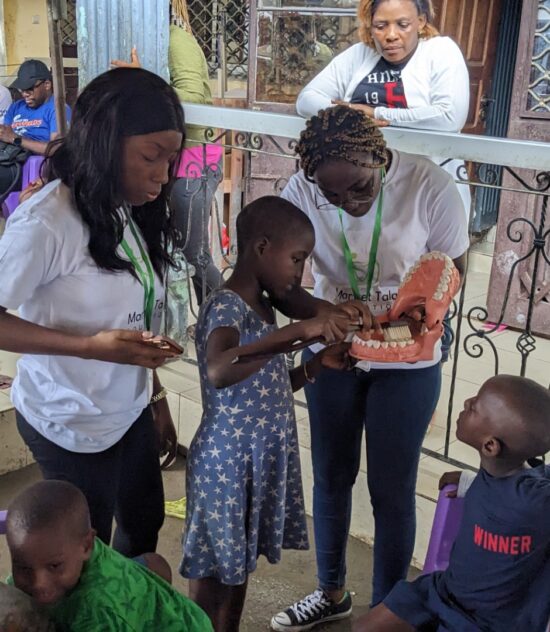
xmin=526 ymin=0 xmax=550 ymax=113
xmin=187 ymin=0 xmax=250 ymax=78
xmin=60 ymin=0 xmax=77 ymax=47
xmin=253 ymin=2 xmax=358 ymax=105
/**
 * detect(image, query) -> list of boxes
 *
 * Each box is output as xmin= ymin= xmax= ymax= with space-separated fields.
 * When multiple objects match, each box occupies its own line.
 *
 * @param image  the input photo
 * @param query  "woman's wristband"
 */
xmin=150 ymin=387 xmax=168 ymax=405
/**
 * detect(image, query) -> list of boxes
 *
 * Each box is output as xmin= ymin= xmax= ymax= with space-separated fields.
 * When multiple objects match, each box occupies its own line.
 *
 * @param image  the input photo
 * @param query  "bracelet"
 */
xmin=303 ymin=361 xmax=316 ymax=384
xmin=150 ymin=387 xmax=168 ymax=405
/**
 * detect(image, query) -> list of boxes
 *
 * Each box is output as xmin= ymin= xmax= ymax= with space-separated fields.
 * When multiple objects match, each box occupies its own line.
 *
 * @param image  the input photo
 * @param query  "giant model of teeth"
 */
xmin=350 ymin=252 xmax=460 ymax=363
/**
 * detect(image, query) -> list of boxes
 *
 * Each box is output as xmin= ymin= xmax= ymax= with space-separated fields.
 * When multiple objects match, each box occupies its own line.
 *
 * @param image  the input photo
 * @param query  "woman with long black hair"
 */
xmin=0 ymin=67 xmax=185 ymax=557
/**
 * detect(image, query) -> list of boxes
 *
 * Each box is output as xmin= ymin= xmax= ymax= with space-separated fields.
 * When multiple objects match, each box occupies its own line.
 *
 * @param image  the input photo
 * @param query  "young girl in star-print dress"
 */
xmin=180 ymin=196 xmax=361 ymax=631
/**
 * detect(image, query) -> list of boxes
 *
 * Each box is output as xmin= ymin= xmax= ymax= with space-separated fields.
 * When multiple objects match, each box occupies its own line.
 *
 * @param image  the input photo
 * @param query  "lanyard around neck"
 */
xmin=338 ymin=170 xmax=385 ymax=301
xmin=120 ymin=208 xmax=155 ymax=330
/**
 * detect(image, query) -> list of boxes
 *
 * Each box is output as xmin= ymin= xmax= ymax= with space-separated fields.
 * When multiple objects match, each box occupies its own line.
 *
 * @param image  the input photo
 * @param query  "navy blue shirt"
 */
xmin=440 ymin=465 xmax=550 ymax=630
xmin=4 ymin=96 xmax=71 ymax=142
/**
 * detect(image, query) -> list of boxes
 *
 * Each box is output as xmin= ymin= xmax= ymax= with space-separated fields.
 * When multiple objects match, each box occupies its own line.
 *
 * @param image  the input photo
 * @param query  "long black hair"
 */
xmin=46 ymin=67 xmax=186 ymax=278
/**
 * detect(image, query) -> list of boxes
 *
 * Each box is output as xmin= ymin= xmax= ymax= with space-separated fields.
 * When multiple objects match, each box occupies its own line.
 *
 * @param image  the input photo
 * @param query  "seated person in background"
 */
xmin=0 ymin=583 xmax=54 ymax=631
xmin=6 ymin=480 xmax=213 ymax=632
xmin=1 ymin=60 xmax=71 ymax=155
xmin=0 ymin=60 xmax=72 ymax=196
xmin=354 ymin=375 xmax=550 ymax=632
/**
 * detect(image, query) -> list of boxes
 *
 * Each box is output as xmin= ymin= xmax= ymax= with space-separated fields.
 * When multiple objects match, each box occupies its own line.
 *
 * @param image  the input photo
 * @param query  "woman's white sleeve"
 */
xmin=0 ymin=212 xmax=60 ymax=309
xmin=296 ymin=47 xmax=357 ymax=118
xmin=374 ymin=39 xmax=470 ymax=131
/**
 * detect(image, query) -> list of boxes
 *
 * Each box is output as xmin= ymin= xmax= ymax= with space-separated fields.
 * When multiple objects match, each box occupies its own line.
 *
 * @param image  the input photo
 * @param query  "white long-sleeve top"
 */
xmin=296 ymin=36 xmax=470 ymax=133
xmin=296 ymin=36 xmax=471 ymax=218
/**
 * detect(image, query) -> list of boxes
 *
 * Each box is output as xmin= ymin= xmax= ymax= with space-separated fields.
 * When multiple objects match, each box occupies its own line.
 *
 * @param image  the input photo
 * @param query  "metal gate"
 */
xmin=188 ymin=0 xmax=250 ymax=79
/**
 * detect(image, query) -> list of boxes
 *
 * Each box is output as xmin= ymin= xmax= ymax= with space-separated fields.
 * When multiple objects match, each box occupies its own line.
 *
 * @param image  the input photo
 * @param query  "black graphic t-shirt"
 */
xmin=350 ymin=56 xmax=409 ymax=109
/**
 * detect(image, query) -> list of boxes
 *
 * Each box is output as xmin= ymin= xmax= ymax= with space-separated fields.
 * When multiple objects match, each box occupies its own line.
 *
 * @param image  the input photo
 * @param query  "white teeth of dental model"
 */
xmin=383 ymin=323 xmax=412 ymax=342
xmin=433 ymin=291 xmax=444 ymax=301
xmin=353 ymin=334 xmax=415 ymax=351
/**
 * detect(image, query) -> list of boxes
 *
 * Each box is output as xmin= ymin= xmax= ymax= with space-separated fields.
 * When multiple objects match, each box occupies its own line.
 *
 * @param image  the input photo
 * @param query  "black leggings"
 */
xmin=16 ymin=407 xmax=164 ymax=557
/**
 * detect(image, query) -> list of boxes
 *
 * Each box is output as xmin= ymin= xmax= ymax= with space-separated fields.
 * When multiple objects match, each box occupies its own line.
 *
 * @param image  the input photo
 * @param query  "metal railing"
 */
xmin=178 ymin=103 xmax=550 ymax=469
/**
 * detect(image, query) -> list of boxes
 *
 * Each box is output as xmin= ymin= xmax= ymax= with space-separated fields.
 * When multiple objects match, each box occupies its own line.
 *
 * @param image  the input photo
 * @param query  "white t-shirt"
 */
xmin=281 ymin=150 xmax=470 ymax=371
xmin=0 ymin=180 xmax=164 ymax=452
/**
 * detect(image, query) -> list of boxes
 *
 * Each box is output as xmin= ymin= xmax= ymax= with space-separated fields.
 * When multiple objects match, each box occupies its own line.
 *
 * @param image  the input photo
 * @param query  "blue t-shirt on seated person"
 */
xmin=441 ymin=465 xmax=550 ymax=630
xmin=4 ymin=96 xmax=71 ymax=142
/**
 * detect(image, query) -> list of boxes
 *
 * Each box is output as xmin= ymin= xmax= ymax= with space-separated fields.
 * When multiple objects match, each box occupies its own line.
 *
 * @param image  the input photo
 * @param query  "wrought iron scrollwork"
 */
xmin=461 ymin=182 xmax=548 ymax=382
xmin=452 ymin=160 xmax=550 ymax=196
xmin=174 ymin=128 xmax=549 ymax=473
xmin=234 ymin=131 xmax=264 ymax=151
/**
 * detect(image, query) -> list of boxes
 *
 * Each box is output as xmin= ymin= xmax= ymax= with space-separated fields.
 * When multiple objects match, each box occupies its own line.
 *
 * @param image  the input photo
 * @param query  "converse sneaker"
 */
xmin=270 ymin=588 xmax=352 ymax=631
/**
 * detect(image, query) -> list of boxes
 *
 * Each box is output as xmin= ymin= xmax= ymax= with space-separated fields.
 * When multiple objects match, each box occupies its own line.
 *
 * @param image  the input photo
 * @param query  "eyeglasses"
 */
xmin=314 ymin=168 xmax=383 ymax=211
xmin=20 ymin=80 xmax=46 ymax=95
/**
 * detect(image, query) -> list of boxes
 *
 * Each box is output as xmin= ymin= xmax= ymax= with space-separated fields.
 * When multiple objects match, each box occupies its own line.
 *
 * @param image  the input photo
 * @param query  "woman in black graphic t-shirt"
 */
xmin=297 ymin=0 xmax=469 ymax=131
xmin=296 ymin=0 xmax=470 ymax=217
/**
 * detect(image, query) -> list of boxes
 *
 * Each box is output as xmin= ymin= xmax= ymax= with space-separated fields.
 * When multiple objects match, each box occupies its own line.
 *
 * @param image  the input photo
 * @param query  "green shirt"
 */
xmin=49 ymin=539 xmax=213 ymax=631
xmin=168 ymin=25 xmax=213 ymax=148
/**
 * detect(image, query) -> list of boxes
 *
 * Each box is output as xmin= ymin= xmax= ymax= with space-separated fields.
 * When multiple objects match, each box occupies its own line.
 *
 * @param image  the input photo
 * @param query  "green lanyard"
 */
xmin=120 ymin=209 xmax=155 ymax=330
xmin=338 ymin=170 xmax=385 ymax=301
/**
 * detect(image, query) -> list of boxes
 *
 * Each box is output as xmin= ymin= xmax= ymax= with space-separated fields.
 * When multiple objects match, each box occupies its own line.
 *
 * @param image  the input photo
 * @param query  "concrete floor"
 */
xmin=0 ymin=457 xmax=387 ymax=631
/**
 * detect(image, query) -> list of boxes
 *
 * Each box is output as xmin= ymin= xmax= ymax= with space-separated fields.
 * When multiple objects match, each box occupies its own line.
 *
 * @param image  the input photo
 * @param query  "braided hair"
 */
xmin=171 ymin=0 xmax=193 ymax=34
xmin=358 ymin=0 xmax=439 ymax=48
xmin=295 ymin=106 xmax=389 ymax=182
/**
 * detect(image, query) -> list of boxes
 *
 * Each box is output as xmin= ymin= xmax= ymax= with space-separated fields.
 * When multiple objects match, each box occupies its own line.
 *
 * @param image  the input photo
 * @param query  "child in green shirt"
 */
xmin=6 ymin=480 xmax=213 ymax=631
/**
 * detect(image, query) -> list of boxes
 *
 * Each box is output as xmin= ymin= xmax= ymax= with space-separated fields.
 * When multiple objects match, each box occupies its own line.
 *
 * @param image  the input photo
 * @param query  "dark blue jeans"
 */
xmin=303 ymin=350 xmax=441 ymax=606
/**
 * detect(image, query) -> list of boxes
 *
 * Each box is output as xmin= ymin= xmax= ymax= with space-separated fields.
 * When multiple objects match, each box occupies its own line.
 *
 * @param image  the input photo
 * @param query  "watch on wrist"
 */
xmin=12 ymin=136 xmax=22 ymax=147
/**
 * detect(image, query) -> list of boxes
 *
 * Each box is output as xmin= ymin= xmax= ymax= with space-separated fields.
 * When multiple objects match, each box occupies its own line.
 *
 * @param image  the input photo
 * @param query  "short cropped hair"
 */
xmin=496 ymin=375 xmax=550 ymax=458
xmin=7 ymin=480 xmax=91 ymax=541
xmin=236 ymin=195 xmax=314 ymax=253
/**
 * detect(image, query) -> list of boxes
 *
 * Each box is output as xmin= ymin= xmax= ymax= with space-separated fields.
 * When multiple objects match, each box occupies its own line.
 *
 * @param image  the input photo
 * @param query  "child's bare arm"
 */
xmin=289 ymin=342 xmax=352 ymax=392
xmin=206 ymin=316 xmax=353 ymax=388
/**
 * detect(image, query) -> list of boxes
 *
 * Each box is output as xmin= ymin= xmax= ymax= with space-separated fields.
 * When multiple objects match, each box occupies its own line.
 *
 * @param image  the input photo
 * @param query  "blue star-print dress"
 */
xmin=180 ymin=289 xmax=309 ymax=585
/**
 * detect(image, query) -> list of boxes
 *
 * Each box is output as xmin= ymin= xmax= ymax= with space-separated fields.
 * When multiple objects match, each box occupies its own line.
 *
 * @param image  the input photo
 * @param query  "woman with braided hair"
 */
xmin=270 ymin=105 xmax=469 ymax=631
xmin=295 ymin=0 xmax=470 ymax=219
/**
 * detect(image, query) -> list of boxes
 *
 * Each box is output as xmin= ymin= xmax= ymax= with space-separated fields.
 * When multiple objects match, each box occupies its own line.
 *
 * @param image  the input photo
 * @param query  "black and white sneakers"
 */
xmin=270 ymin=589 xmax=352 ymax=631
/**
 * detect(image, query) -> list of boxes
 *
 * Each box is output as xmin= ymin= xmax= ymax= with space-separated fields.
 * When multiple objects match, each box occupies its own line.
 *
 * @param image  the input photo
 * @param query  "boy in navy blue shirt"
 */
xmin=354 ymin=375 xmax=550 ymax=632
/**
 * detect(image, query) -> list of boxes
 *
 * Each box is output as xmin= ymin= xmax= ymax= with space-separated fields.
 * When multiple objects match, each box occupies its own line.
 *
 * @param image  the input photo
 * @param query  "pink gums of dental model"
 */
xmin=350 ymin=252 xmax=460 ymax=363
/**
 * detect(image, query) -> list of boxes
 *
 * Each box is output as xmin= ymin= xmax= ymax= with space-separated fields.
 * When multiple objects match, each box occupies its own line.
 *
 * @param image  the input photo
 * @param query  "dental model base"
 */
xmin=350 ymin=252 xmax=460 ymax=363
